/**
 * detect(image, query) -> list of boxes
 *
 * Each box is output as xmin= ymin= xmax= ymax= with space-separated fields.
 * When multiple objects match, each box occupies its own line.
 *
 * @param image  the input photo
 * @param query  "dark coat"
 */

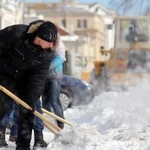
xmin=0 ymin=23 xmax=55 ymax=106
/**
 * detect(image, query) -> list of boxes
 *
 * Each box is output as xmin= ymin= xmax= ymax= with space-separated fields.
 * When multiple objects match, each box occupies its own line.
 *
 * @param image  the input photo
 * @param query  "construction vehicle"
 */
xmin=93 ymin=16 xmax=150 ymax=90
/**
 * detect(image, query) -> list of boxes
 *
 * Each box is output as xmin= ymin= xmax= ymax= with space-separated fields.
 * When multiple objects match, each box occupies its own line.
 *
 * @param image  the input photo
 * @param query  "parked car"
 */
xmin=60 ymin=75 xmax=95 ymax=110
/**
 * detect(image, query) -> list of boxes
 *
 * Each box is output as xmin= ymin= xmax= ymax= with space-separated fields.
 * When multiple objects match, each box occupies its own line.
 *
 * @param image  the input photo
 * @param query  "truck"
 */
xmin=92 ymin=16 xmax=150 ymax=91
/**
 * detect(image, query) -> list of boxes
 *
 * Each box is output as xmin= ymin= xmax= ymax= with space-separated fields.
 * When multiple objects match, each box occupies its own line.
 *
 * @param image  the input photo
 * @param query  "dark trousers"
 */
xmin=0 ymin=73 xmax=34 ymax=149
xmin=0 ymin=74 xmax=15 ymax=122
xmin=42 ymin=78 xmax=64 ymax=126
xmin=17 ymin=107 xmax=34 ymax=148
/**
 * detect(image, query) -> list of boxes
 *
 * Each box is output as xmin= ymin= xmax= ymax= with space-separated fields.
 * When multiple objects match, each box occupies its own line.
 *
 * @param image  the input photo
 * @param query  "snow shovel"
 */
xmin=42 ymin=108 xmax=73 ymax=126
xmin=0 ymin=85 xmax=61 ymax=135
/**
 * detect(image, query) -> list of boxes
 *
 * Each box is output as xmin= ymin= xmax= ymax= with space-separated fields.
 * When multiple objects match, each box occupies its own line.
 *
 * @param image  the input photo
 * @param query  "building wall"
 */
xmin=43 ymin=12 xmax=105 ymax=72
xmin=103 ymin=16 xmax=115 ymax=50
xmin=0 ymin=0 xmax=23 ymax=29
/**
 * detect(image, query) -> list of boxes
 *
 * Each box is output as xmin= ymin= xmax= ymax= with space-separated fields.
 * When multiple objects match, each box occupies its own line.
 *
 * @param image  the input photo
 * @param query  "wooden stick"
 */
xmin=34 ymin=111 xmax=61 ymax=132
xmin=42 ymin=108 xmax=72 ymax=126
xmin=0 ymin=85 xmax=61 ymax=133
xmin=44 ymin=121 xmax=59 ymax=135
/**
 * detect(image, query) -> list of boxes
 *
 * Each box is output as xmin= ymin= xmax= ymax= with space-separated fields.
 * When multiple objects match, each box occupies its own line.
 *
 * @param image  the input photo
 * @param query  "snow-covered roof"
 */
xmin=57 ymin=25 xmax=79 ymax=42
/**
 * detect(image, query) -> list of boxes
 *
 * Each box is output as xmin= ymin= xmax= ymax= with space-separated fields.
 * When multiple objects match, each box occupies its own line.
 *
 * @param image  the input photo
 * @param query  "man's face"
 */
xmin=39 ymin=38 xmax=54 ymax=49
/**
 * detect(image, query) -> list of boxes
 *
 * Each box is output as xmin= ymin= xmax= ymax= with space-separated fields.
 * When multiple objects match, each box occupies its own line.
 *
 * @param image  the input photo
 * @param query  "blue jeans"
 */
xmin=33 ymin=99 xmax=44 ymax=132
xmin=0 ymin=103 xmax=15 ymax=129
xmin=42 ymin=78 xmax=64 ymax=127
xmin=8 ymin=99 xmax=44 ymax=137
xmin=10 ymin=103 xmax=19 ymax=137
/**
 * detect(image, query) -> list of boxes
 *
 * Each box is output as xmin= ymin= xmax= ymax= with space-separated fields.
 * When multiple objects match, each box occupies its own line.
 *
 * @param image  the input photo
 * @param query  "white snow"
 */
xmin=3 ymin=80 xmax=150 ymax=150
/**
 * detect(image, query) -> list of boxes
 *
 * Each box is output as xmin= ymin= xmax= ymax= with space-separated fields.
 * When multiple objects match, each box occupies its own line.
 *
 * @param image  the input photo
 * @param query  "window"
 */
xmin=107 ymin=24 xmax=113 ymax=30
xmin=77 ymin=19 xmax=81 ymax=28
xmin=83 ymin=19 xmax=87 ymax=28
xmin=75 ymin=56 xmax=83 ymax=66
xmin=62 ymin=19 xmax=66 ymax=28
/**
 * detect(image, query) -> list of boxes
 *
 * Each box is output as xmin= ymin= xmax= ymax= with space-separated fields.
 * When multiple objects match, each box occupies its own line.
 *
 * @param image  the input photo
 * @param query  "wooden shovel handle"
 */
xmin=44 ymin=121 xmax=59 ymax=135
xmin=0 ymin=85 xmax=61 ymax=133
xmin=42 ymin=108 xmax=72 ymax=126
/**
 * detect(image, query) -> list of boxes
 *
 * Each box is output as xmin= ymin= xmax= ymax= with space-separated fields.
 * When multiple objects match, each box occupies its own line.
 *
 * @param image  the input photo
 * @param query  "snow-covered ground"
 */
xmin=3 ymin=80 xmax=150 ymax=150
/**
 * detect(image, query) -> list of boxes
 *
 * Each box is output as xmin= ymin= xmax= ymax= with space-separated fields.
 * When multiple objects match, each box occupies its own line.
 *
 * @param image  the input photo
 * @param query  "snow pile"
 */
xmin=49 ymin=80 xmax=150 ymax=150
xmin=3 ymin=80 xmax=150 ymax=150
xmin=49 ymin=125 xmax=102 ymax=150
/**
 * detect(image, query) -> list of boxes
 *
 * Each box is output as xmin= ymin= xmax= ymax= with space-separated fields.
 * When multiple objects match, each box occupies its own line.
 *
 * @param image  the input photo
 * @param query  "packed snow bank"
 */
xmin=49 ymin=81 xmax=150 ymax=150
xmin=3 ymin=80 xmax=150 ymax=150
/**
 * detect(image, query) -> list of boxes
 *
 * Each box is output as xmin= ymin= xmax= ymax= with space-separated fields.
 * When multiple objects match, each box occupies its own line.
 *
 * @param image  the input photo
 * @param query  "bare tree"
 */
xmin=108 ymin=0 xmax=150 ymax=15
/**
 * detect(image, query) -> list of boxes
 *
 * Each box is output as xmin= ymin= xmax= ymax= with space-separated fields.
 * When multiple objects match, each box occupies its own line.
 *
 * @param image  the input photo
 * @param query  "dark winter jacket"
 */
xmin=0 ymin=23 xmax=55 ymax=107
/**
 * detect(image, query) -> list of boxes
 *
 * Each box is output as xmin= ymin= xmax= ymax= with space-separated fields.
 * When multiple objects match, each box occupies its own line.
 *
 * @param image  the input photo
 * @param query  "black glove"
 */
xmin=26 ymin=96 xmax=38 ymax=113
xmin=28 ymin=100 xmax=37 ymax=113
xmin=57 ymin=119 xmax=65 ymax=129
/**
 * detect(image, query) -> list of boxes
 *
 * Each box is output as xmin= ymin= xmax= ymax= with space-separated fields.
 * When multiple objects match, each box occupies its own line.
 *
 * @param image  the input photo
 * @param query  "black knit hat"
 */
xmin=36 ymin=21 xmax=58 ymax=42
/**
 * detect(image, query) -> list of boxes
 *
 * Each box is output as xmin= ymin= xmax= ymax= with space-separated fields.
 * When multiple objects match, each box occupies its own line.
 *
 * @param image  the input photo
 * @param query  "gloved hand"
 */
xmin=26 ymin=95 xmax=38 ymax=113
xmin=57 ymin=120 xmax=64 ymax=129
xmin=28 ymin=100 xmax=36 ymax=113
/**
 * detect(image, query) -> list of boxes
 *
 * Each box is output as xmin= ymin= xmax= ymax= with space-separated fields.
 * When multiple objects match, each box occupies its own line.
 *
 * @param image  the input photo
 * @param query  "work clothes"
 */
xmin=42 ymin=43 xmax=65 ymax=129
xmin=0 ymin=21 xmax=56 ymax=150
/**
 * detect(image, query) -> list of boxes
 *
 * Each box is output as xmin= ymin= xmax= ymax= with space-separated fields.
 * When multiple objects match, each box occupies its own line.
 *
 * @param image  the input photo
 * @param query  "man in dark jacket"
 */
xmin=0 ymin=20 xmax=58 ymax=150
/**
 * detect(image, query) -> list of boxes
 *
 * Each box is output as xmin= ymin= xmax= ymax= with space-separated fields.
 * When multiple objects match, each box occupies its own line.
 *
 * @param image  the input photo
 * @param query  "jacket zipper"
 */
xmin=15 ymin=48 xmax=25 ymax=60
xmin=32 ymin=60 xmax=42 ymax=65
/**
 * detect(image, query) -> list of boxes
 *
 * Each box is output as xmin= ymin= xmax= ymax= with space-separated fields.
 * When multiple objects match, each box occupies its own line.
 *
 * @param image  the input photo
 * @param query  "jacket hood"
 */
xmin=27 ymin=20 xmax=44 ymax=34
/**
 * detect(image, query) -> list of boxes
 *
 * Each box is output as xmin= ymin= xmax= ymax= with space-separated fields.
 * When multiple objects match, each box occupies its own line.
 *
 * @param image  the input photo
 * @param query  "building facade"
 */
xmin=0 ymin=0 xmax=23 ymax=29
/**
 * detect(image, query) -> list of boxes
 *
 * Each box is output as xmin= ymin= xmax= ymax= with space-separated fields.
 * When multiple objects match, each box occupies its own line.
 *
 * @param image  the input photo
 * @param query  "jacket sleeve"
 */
xmin=48 ymin=54 xmax=65 ymax=72
xmin=27 ymin=60 xmax=50 ymax=105
xmin=48 ymin=39 xmax=66 ymax=72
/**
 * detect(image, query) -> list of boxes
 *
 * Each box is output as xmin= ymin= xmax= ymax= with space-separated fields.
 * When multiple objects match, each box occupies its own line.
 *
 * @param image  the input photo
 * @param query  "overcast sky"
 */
xmin=22 ymin=0 xmax=149 ymax=15
xmin=23 ymin=0 xmax=110 ymax=8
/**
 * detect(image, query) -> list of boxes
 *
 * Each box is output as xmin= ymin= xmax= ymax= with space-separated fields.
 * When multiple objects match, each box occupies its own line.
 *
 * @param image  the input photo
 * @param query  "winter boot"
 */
xmin=33 ymin=130 xmax=47 ymax=150
xmin=0 ymin=128 xmax=8 ymax=147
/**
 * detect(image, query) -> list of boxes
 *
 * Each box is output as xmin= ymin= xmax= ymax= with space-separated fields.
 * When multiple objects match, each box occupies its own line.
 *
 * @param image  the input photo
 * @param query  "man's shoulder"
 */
xmin=7 ymin=24 xmax=28 ymax=39
xmin=11 ymin=24 xmax=28 ymax=33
